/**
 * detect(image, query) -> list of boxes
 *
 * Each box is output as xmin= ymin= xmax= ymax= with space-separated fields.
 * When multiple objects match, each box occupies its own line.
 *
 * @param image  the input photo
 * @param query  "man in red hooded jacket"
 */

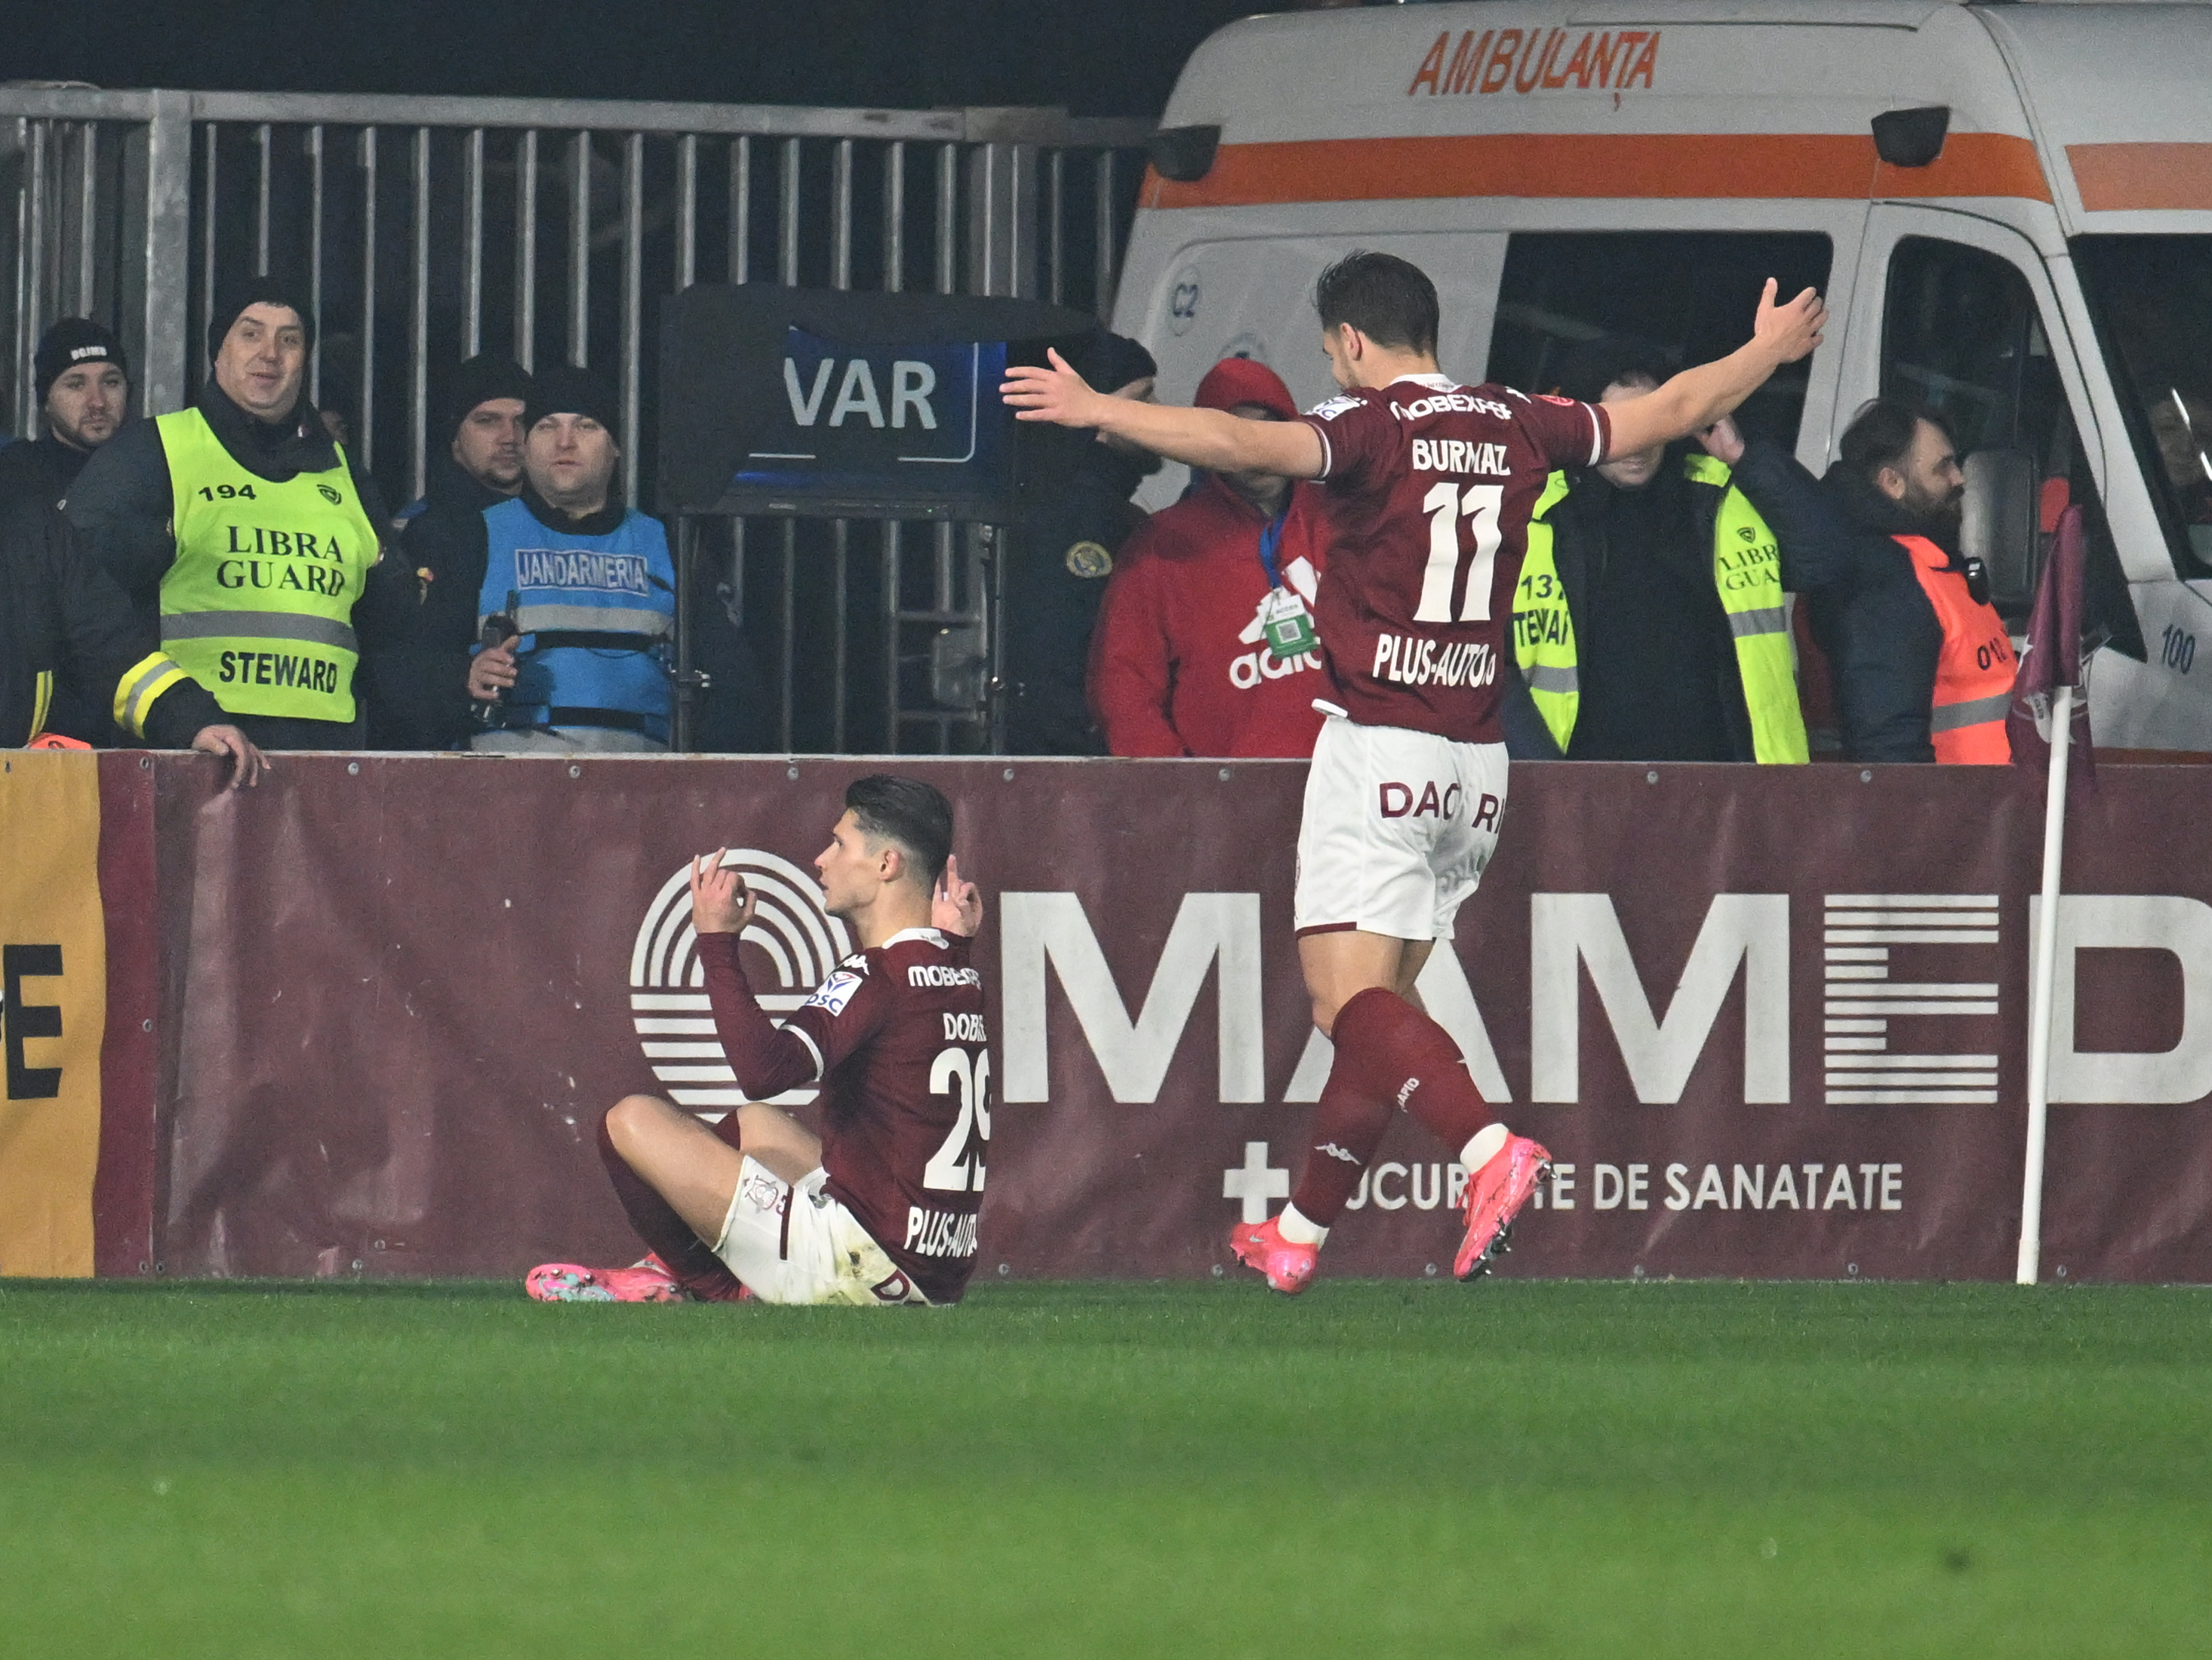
xmin=1087 ymin=357 xmax=1329 ymax=758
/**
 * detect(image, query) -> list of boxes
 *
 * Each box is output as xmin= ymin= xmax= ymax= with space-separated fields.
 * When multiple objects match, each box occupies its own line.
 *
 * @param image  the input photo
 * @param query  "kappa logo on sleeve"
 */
xmin=804 ymin=968 xmax=865 ymax=1017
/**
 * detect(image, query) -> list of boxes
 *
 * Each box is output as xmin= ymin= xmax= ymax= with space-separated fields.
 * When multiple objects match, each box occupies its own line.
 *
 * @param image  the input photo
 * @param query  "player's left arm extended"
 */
xmin=1002 ymin=351 xmax=1326 ymax=479
xmin=1602 ymin=280 xmax=1828 ymax=460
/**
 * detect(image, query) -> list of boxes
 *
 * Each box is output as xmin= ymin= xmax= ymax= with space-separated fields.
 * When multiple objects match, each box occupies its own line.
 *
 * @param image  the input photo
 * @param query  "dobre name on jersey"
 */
xmin=1411 ymin=438 xmax=1508 ymax=476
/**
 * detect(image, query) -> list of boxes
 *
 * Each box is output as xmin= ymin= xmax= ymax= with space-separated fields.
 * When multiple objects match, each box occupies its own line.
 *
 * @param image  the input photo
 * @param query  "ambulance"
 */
xmin=1113 ymin=0 xmax=2212 ymax=753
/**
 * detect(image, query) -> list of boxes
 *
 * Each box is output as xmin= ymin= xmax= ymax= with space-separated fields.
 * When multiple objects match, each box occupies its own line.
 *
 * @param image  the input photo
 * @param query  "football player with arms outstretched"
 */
xmin=529 ymin=775 xmax=990 ymax=1306
xmin=1004 ymin=251 xmax=1823 ymax=1292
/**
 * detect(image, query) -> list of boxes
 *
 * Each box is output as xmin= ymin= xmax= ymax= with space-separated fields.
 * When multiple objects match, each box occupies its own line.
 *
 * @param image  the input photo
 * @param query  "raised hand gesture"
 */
xmin=1752 ymin=278 xmax=1828 ymax=365
xmin=932 ymin=854 xmax=983 ymax=938
xmin=1000 ymin=348 xmax=1106 ymax=429
xmin=689 ymin=848 xmax=757 ymax=936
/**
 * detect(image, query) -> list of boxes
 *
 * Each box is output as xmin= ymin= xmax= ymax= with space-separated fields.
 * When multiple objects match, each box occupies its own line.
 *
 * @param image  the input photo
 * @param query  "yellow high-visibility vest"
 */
xmin=155 ymin=408 xmax=379 ymax=724
xmin=1512 ymin=454 xmax=1807 ymax=763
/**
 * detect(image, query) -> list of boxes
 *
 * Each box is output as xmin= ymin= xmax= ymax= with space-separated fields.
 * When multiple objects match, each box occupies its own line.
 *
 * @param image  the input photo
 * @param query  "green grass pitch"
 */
xmin=2 ymin=1278 xmax=2207 ymax=1658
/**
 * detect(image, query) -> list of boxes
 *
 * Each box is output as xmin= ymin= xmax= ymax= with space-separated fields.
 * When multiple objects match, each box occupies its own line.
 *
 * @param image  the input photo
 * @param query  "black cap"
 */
xmin=35 ymin=318 xmax=129 ymax=405
xmin=207 ymin=279 xmax=316 ymax=363
xmin=1064 ymin=329 xmax=1157 ymax=396
xmin=524 ymin=362 xmax=620 ymax=444
xmin=1552 ymin=337 xmax=1675 ymax=405
xmin=443 ymin=353 xmax=534 ymax=437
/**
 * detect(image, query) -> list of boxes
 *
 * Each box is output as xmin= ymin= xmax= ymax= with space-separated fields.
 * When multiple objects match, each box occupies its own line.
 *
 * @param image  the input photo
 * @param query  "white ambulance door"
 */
xmin=1836 ymin=208 xmax=2106 ymax=611
xmin=1836 ymin=208 xmax=2105 ymax=491
xmin=1134 ymin=230 xmax=1508 ymax=512
xmin=1838 ymin=205 xmax=2212 ymax=749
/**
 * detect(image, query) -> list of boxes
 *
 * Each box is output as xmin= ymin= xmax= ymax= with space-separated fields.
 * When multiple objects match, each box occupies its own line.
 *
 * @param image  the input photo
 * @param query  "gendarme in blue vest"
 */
xmin=478 ymin=495 xmax=675 ymax=738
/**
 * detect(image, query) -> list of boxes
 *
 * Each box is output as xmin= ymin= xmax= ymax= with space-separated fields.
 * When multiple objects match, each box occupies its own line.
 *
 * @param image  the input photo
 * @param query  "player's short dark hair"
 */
xmin=1314 ymin=251 xmax=1439 ymax=356
xmin=844 ymin=774 xmax=953 ymax=889
xmin=1839 ymin=398 xmax=1954 ymax=482
xmin=1554 ymin=337 xmax=1675 ymax=405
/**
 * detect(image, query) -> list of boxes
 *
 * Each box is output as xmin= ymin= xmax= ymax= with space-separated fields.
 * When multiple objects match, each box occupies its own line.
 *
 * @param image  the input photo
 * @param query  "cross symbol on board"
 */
xmin=1223 ymin=1140 xmax=1289 ymax=1224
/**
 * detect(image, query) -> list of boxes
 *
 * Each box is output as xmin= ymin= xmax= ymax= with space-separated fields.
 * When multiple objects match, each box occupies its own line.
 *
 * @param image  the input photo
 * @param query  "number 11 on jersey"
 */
xmin=1414 ymin=482 xmax=1505 ymax=624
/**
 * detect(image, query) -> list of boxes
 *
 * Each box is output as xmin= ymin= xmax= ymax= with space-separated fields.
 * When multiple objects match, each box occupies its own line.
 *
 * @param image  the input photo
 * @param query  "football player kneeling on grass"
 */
xmin=528 ymin=775 xmax=989 ymax=1306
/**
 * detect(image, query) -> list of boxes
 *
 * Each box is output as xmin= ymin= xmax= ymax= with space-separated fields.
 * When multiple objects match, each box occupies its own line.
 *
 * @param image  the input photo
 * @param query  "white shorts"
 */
xmin=1293 ymin=711 xmax=1509 ymax=943
xmin=712 ymin=1157 xmax=930 ymax=1306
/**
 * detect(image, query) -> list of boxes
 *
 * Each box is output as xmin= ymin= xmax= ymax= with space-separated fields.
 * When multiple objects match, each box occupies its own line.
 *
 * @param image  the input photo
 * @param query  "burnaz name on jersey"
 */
xmin=1386 ymin=421 xmax=1514 ymax=693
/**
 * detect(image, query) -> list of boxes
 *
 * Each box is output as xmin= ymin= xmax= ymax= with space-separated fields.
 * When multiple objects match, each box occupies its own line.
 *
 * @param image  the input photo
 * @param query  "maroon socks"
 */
xmin=595 ymin=1110 xmax=746 ymax=1302
xmin=1287 ymin=1006 xmax=1397 ymax=1230
xmin=1286 ymin=987 xmax=1497 ymax=1232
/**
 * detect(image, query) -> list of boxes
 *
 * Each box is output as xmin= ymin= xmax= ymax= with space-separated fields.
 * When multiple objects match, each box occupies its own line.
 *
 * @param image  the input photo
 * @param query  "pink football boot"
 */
xmin=1228 ymin=1215 xmax=1318 ymax=1295
xmin=525 ymin=1260 xmax=686 ymax=1303
xmin=1454 ymin=1133 xmax=1552 ymax=1281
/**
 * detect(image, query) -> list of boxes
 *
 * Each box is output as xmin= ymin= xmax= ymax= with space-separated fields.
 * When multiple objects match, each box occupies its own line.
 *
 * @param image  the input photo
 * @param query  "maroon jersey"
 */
xmin=697 ymin=926 xmax=989 ymax=1304
xmin=1297 ymin=377 xmax=1611 ymax=744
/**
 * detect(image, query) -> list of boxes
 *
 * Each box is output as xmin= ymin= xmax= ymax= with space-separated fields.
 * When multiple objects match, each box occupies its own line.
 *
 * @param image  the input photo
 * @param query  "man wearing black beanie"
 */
xmin=1003 ymin=326 xmax=1159 ymax=754
xmin=0 ymin=319 xmax=132 ymax=516
xmin=411 ymin=361 xmax=679 ymax=752
xmin=364 ymin=353 xmax=535 ymax=747
xmin=66 ymin=280 xmax=408 ymax=750
xmin=393 ymin=353 xmax=535 ymax=526
xmin=0 ymin=313 xmax=265 ymax=781
xmin=0 ymin=318 xmax=140 ymax=742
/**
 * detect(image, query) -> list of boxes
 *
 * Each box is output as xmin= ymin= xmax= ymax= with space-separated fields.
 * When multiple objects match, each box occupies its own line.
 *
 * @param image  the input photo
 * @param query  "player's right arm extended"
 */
xmin=696 ymin=933 xmax=826 ymax=1096
xmin=1002 ymin=350 xmax=1327 ymax=479
xmin=1601 ymin=280 xmax=1828 ymax=460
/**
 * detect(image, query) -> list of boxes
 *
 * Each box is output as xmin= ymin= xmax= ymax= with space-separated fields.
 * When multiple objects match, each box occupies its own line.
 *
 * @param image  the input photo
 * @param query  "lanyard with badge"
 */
xmin=1255 ymin=506 xmax=1318 ymax=661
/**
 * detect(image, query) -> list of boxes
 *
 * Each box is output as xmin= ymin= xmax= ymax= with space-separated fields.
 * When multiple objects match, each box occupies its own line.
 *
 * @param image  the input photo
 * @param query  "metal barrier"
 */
xmin=0 ymin=87 xmax=1152 ymax=752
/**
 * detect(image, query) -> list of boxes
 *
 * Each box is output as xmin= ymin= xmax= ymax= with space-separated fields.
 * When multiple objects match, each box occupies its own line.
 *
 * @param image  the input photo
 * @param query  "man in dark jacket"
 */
xmin=420 ymin=365 xmax=678 ymax=751
xmin=65 ymin=279 xmax=405 ymax=750
xmin=0 ymin=319 xmax=130 ymax=515
xmin=363 ymin=355 xmax=534 ymax=747
xmin=0 ymin=320 xmax=139 ymax=739
xmin=1714 ymin=399 xmax=1971 ymax=762
xmin=389 ymin=353 xmax=531 ymax=527
xmin=1504 ymin=339 xmax=1844 ymax=762
xmin=2 ymin=500 xmax=263 ymax=785
xmin=1003 ymin=329 xmax=1157 ymax=755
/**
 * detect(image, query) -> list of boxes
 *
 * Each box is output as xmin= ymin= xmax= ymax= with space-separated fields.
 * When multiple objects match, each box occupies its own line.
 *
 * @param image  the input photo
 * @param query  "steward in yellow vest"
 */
xmin=65 ymin=281 xmax=405 ymax=750
xmin=1510 ymin=447 xmax=1809 ymax=763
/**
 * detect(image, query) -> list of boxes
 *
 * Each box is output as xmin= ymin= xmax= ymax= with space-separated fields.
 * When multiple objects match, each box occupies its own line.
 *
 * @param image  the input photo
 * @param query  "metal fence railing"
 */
xmin=0 ymin=87 xmax=1152 ymax=753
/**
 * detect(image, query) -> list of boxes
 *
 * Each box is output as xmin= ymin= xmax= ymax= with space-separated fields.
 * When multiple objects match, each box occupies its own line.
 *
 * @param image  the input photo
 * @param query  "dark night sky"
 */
xmin=5 ymin=0 xmax=1266 ymax=116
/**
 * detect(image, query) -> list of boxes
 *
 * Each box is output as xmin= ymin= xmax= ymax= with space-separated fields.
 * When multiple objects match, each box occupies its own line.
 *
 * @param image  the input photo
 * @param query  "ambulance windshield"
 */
xmin=2072 ymin=236 xmax=2212 ymax=573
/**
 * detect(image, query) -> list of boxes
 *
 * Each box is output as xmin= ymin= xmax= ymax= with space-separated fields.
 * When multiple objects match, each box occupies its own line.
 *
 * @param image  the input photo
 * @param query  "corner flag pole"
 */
xmin=2015 ymin=681 xmax=2074 ymax=1286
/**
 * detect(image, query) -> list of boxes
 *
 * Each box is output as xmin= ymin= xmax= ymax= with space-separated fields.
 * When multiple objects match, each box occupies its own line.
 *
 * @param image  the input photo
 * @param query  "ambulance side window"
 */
xmin=1881 ymin=236 xmax=2060 ymax=460
xmin=1881 ymin=236 xmax=2139 ymax=647
xmin=1484 ymin=230 xmax=1832 ymax=449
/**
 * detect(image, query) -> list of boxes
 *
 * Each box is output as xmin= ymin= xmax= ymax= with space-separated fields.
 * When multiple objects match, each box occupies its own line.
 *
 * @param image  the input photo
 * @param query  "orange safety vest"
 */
xmin=1897 ymin=534 xmax=2014 ymax=764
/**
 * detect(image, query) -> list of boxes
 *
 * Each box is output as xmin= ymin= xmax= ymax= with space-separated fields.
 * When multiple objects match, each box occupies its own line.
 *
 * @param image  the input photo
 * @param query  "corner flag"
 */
xmin=2007 ymin=504 xmax=2094 ymax=790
